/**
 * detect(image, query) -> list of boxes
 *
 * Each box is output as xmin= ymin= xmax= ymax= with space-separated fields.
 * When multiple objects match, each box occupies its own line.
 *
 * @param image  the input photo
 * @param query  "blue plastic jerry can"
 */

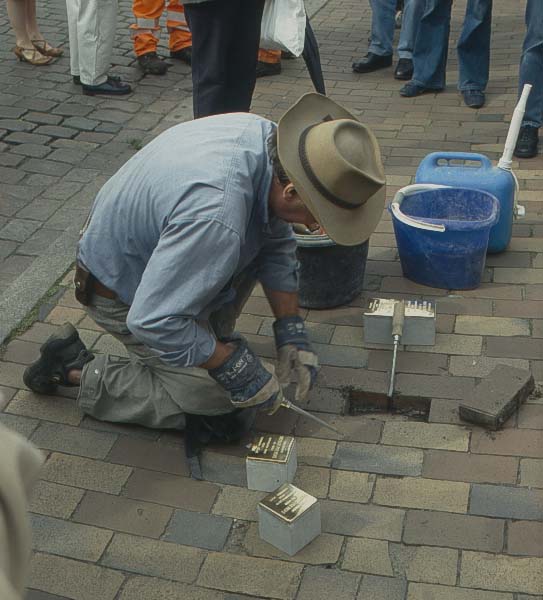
xmin=415 ymin=152 xmax=518 ymax=253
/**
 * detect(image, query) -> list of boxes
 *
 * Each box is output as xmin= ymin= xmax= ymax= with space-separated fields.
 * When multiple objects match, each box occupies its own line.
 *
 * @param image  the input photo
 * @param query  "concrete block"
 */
xmin=246 ymin=434 xmax=297 ymax=492
xmin=459 ymin=365 xmax=535 ymax=429
xmin=470 ymin=483 xmax=543 ymax=521
xmin=258 ymin=484 xmax=321 ymax=556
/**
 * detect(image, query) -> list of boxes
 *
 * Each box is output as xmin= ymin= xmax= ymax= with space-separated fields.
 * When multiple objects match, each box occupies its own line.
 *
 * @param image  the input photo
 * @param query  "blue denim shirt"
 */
xmin=78 ymin=113 xmax=298 ymax=367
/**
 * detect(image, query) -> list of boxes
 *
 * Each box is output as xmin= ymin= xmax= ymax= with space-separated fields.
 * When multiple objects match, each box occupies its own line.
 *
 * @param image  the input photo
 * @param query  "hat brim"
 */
xmin=278 ymin=93 xmax=385 ymax=246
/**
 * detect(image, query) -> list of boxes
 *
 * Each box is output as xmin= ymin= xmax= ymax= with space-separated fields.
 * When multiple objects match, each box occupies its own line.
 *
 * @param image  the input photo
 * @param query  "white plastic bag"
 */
xmin=260 ymin=0 xmax=306 ymax=57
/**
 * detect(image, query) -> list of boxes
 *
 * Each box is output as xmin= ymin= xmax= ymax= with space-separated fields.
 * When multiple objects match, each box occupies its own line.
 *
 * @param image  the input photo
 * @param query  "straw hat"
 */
xmin=277 ymin=93 xmax=386 ymax=246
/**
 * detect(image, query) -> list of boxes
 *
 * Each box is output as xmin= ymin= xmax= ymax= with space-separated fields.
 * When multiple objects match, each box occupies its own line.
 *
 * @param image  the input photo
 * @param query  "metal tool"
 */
xmin=388 ymin=301 xmax=405 ymax=398
xmin=281 ymin=398 xmax=342 ymax=436
xmin=364 ymin=298 xmax=436 ymax=398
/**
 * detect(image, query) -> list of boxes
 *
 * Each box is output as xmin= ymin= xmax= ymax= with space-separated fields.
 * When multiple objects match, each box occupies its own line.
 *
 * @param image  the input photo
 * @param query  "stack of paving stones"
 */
xmin=1 ymin=0 xmax=543 ymax=598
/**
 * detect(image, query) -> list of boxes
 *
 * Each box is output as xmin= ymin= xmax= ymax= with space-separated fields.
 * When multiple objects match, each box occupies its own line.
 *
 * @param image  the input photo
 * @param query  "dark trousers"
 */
xmin=185 ymin=0 xmax=265 ymax=118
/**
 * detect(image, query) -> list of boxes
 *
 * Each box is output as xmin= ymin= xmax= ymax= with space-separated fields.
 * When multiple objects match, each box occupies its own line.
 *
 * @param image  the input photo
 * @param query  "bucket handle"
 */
xmin=419 ymin=152 xmax=492 ymax=169
xmin=390 ymin=184 xmax=447 ymax=232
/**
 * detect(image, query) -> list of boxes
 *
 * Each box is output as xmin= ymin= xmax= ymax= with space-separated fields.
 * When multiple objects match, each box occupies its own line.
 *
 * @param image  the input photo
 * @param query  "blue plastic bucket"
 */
xmin=389 ymin=185 xmax=500 ymax=290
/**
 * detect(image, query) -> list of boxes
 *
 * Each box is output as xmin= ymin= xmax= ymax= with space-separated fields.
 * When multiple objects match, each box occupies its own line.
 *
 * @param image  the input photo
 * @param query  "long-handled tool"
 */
xmin=281 ymin=397 xmax=342 ymax=436
xmin=364 ymin=298 xmax=436 ymax=398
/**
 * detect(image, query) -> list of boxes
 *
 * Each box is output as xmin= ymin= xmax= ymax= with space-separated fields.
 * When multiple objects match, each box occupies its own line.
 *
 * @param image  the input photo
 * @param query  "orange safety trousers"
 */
xmin=131 ymin=0 xmax=191 ymax=57
xmin=258 ymin=48 xmax=281 ymax=64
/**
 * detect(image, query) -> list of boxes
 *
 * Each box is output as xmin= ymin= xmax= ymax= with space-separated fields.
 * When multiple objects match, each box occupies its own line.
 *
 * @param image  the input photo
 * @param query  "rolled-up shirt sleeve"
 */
xmin=127 ymin=218 xmax=241 ymax=368
xmin=255 ymin=217 xmax=299 ymax=293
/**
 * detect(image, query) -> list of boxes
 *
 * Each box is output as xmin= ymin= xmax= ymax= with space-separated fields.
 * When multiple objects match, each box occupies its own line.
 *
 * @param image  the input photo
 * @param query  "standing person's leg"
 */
xmin=400 ymin=0 xmax=452 ymax=96
xmin=78 ymin=0 xmax=131 ymax=95
xmin=132 ymin=0 xmax=168 ymax=74
xmin=457 ymin=0 xmax=492 ymax=108
xmin=394 ymin=0 xmax=424 ymax=79
xmin=7 ymin=0 xmax=51 ymax=63
xmin=224 ymin=0 xmax=265 ymax=113
xmin=515 ymin=0 xmax=543 ymax=158
xmin=353 ymin=0 xmax=394 ymax=73
xmin=168 ymin=0 xmax=192 ymax=65
xmin=66 ymin=0 xmax=81 ymax=78
xmin=184 ymin=0 xmax=234 ymax=118
xmin=25 ymin=0 xmax=63 ymax=56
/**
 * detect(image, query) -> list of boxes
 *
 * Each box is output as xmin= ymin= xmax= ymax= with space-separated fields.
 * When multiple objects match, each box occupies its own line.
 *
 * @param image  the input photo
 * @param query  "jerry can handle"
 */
xmin=419 ymin=152 xmax=492 ymax=170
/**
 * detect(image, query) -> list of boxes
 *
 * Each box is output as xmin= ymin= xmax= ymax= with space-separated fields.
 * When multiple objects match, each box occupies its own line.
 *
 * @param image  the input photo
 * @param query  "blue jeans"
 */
xmin=519 ymin=0 xmax=543 ymax=128
xmin=411 ymin=0 xmax=492 ymax=91
xmin=369 ymin=0 xmax=424 ymax=59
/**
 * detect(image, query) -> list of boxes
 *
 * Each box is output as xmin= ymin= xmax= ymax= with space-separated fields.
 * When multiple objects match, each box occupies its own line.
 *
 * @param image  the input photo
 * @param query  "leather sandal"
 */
xmin=13 ymin=45 xmax=53 ymax=65
xmin=31 ymin=39 xmax=64 ymax=58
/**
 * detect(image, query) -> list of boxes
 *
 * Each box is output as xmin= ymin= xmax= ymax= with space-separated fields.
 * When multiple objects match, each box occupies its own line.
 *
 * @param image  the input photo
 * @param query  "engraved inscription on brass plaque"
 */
xmin=248 ymin=434 xmax=294 ymax=464
xmin=259 ymin=483 xmax=317 ymax=523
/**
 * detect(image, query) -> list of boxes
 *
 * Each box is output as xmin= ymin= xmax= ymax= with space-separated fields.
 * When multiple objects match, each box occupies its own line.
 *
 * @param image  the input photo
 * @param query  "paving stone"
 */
xmin=26 ymin=590 xmax=72 ymax=600
xmin=19 ymin=322 xmax=60 ymax=343
xmin=117 ymin=576 xmax=224 ymax=600
xmin=296 ymin=413 xmax=382 ymax=442
xmin=25 ymin=111 xmax=64 ymax=125
xmin=199 ymin=449 xmax=247 ymax=486
xmin=31 ymin=421 xmax=117 ymax=459
xmin=297 ymin=566 xmax=360 ymax=600
xmin=374 ymin=476 xmax=470 ymax=513
xmin=368 ymin=350 xmax=447 ymax=375
xmin=297 ymin=436 xmax=337 ymax=466
xmin=42 ymin=453 xmax=132 ymax=493
xmin=46 ymin=148 xmax=89 ymax=164
xmin=342 ymin=537 xmax=393 ymax=575
xmin=357 ymin=575 xmax=407 ymax=600
xmin=422 ymin=450 xmax=519 ymax=484
xmin=507 ymin=521 xmax=543 ymax=557
xmin=520 ymin=458 xmax=543 ymax=488
xmin=460 ymin=551 xmax=543 ymax=595
xmin=0 ymin=118 xmax=35 ymax=132
xmin=449 ymin=356 xmax=530 ymax=378
xmin=106 ymin=436 xmax=188 ymax=476
xmin=395 ymin=373 xmax=476 ymax=400
xmin=305 ymin=386 xmax=346 ymax=414
xmin=293 ymin=465 xmax=330 ymax=498
xmin=493 ymin=300 xmax=543 ymax=319
xmin=0 ymin=384 xmax=16 ymax=410
xmin=29 ymin=480 xmax=85 ymax=519
xmin=63 ymin=116 xmax=99 ymax=131
xmin=469 ymin=483 xmax=543 ymax=521
xmin=321 ymin=500 xmax=404 ymax=541
xmin=329 ymin=470 xmax=374 ymax=502
xmin=494 ymin=268 xmax=543 ymax=284
xmin=382 ymin=421 xmax=469 ymax=451
xmin=407 ymin=583 xmax=513 ymax=600
xmin=389 ymin=543 xmax=458 ymax=585
xmin=4 ymin=131 xmax=52 ymax=145
xmin=0 ymin=412 xmax=40 ymax=438
xmin=407 ymin=333 xmax=483 ymax=355
xmin=6 ymin=390 xmax=83 ymax=426
xmin=455 ymin=316 xmax=530 ymax=336
xmin=123 ymin=468 xmax=219 ymax=511
xmin=333 ymin=442 xmax=423 ymax=476
xmin=74 ymin=490 xmax=173 ymax=538
xmin=44 ymin=305 xmax=86 ymax=325
xmin=29 ymin=552 xmax=125 ymax=600
xmin=471 ymin=428 xmax=543 ymax=458
xmin=102 ymin=532 xmax=206 ymax=583
xmin=518 ymin=404 xmax=543 ymax=429
xmin=0 ymin=218 xmax=41 ymax=242
xmin=3 ymin=338 xmax=40 ymax=364
xmin=163 ymin=509 xmax=232 ymax=550
xmin=486 ymin=337 xmax=543 ymax=360
xmin=30 ymin=514 xmax=113 ymax=561
xmin=403 ymin=509 xmax=504 ymax=552
xmin=198 ymin=553 xmax=303 ymax=599
xmin=436 ymin=297 xmax=493 ymax=316
xmin=243 ymin=523 xmax=343 ymax=565
xmin=212 ymin=485 xmax=266 ymax=521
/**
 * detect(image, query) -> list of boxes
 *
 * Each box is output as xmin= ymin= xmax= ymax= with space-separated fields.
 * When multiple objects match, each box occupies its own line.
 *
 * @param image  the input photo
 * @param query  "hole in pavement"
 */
xmin=348 ymin=390 xmax=431 ymax=422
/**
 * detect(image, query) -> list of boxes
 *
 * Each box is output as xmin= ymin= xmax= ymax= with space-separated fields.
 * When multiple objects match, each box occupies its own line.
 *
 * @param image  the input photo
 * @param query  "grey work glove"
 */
xmin=209 ymin=336 xmax=283 ymax=415
xmin=273 ymin=316 xmax=319 ymax=403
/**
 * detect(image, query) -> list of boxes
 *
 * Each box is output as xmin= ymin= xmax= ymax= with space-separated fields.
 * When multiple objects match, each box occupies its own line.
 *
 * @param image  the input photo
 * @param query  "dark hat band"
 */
xmin=298 ymin=124 xmax=359 ymax=211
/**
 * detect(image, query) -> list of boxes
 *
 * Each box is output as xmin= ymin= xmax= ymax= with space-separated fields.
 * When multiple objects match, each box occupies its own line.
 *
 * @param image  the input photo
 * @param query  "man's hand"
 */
xmin=273 ymin=316 xmax=319 ymax=402
xmin=208 ymin=336 xmax=283 ymax=415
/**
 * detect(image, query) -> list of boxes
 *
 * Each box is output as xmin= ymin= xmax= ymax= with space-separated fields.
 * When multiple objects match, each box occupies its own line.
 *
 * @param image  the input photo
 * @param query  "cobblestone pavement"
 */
xmin=1 ymin=0 xmax=543 ymax=598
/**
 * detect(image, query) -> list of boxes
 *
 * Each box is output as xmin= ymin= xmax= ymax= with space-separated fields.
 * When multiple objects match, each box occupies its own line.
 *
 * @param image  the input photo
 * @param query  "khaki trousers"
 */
xmin=77 ymin=272 xmax=256 ymax=429
xmin=66 ymin=0 xmax=118 ymax=86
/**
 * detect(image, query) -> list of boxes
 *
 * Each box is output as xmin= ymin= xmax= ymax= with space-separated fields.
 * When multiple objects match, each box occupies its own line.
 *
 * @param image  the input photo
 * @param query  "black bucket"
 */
xmin=295 ymin=233 xmax=369 ymax=309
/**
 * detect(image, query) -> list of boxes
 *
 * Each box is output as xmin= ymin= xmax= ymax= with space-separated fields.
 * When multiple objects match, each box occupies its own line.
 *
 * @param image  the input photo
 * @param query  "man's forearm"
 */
xmin=199 ymin=340 xmax=234 ymax=370
xmin=263 ymin=288 xmax=300 ymax=319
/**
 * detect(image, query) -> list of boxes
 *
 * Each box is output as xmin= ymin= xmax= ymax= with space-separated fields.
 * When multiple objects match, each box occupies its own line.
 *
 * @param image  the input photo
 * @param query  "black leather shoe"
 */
xmin=394 ymin=58 xmax=413 ymax=80
xmin=138 ymin=51 xmax=169 ymax=75
xmin=462 ymin=89 xmax=485 ymax=109
xmin=23 ymin=323 xmax=94 ymax=394
xmin=255 ymin=60 xmax=282 ymax=78
xmin=73 ymin=74 xmax=121 ymax=86
xmin=170 ymin=47 xmax=192 ymax=66
xmin=514 ymin=125 xmax=539 ymax=159
xmin=352 ymin=53 xmax=392 ymax=73
xmin=82 ymin=75 xmax=131 ymax=96
xmin=400 ymin=81 xmax=442 ymax=97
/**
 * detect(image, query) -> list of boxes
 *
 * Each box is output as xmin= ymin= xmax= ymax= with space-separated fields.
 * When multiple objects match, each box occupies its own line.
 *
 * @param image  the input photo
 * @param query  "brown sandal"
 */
xmin=31 ymin=39 xmax=63 ymax=58
xmin=13 ymin=46 xmax=53 ymax=65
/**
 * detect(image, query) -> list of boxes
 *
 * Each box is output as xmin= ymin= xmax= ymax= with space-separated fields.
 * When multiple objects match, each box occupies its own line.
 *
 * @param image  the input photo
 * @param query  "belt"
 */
xmin=93 ymin=278 xmax=117 ymax=300
xmin=74 ymin=262 xmax=117 ymax=304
